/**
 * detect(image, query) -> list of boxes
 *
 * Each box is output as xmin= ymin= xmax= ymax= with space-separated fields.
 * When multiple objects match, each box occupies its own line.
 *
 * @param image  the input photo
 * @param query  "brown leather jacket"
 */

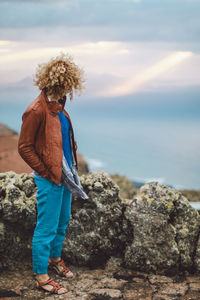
xmin=18 ymin=90 xmax=78 ymax=184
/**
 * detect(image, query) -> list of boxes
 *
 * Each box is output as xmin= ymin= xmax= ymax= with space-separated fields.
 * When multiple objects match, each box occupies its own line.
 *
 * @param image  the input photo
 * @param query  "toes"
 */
xmin=58 ymin=287 xmax=67 ymax=294
xmin=66 ymin=271 xmax=73 ymax=277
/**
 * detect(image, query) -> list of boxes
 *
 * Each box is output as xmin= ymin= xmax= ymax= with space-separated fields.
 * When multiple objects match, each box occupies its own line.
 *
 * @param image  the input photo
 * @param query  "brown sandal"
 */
xmin=49 ymin=258 xmax=74 ymax=278
xmin=36 ymin=276 xmax=67 ymax=294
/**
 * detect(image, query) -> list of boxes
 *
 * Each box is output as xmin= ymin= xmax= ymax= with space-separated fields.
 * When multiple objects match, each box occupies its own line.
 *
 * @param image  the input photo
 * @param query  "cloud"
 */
xmin=104 ymin=51 xmax=193 ymax=97
xmin=0 ymin=0 xmax=199 ymax=48
xmin=0 ymin=40 xmax=131 ymax=63
xmin=0 ymin=0 xmax=199 ymax=99
xmin=85 ymin=157 xmax=106 ymax=169
xmin=0 ymin=39 xmax=132 ymax=84
xmin=0 ymin=37 xmax=199 ymax=98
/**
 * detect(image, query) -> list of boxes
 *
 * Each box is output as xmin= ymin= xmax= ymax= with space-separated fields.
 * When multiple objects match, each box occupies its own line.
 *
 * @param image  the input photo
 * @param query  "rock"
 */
xmin=90 ymin=288 xmax=122 ymax=299
xmin=110 ymin=173 xmax=137 ymax=203
xmin=156 ymin=282 xmax=188 ymax=297
xmin=0 ymin=171 xmax=200 ymax=277
xmin=124 ymin=289 xmax=152 ymax=300
xmin=148 ymin=274 xmax=173 ymax=285
xmin=186 ymin=275 xmax=200 ymax=283
xmin=72 ymin=278 xmax=97 ymax=291
xmin=0 ymin=172 xmax=37 ymax=268
xmin=123 ymin=182 xmax=200 ymax=274
xmin=0 ymin=172 xmax=37 ymax=228
xmin=99 ymin=277 xmax=127 ymax=289
xmin=1 ymin=253 xmax=200 ymax=300
xmin=123 ymin=289 xmax=152 ymax=300
xmin=104 ymin=256 xmax=124 ymax=274
xmin=189 ymin=282 xmax=200 ymax=293
xmin=122 ymin=275 xmax=153 ymax=300
xmin=194 ymin=234 xmax=200 ymax=272
xmin=62 ymin=170 xmax=128 ymax=267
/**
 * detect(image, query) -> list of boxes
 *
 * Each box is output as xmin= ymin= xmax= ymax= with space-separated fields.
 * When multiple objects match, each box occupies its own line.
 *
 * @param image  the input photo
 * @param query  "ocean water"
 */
xmin=0 ymin=88 xmax=200 ymax=190
xmin=73 ymin=111 xmax=200 ymax=190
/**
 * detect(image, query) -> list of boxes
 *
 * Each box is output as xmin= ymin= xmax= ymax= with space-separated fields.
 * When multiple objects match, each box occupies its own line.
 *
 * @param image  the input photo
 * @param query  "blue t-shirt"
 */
xmin=57 ymin=111 xmax=72 ymax=169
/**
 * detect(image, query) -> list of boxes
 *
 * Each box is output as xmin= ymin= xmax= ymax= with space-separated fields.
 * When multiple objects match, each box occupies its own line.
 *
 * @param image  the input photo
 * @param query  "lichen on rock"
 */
xmin=123 ymin=181 xmax=200 ymax=274
xmin=110 ymin=173 xmax=137 ymax=203
xmin=63 ymin=170 xmax=128 ymax=267
xmin=0 ymin=171 xmax=199 ymax=275
xmin=0 ymin=171 xmax=37 ymax=228
xmin=0 ymin=171 xmax=37 ymax=268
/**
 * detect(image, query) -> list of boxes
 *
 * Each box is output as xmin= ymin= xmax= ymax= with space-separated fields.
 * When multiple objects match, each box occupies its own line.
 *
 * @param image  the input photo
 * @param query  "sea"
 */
xmin=0 ymin=85 xmax=200 ymax=190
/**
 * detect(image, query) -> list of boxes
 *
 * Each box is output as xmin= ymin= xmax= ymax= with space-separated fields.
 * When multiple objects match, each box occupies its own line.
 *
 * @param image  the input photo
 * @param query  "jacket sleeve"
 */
xmin=18 ymin=108 xmax=49 ymax=178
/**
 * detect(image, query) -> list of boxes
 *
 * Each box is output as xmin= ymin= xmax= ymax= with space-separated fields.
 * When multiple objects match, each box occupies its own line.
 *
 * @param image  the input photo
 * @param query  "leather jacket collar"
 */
xmin=41 ymin=90 xmax=66 ymax=114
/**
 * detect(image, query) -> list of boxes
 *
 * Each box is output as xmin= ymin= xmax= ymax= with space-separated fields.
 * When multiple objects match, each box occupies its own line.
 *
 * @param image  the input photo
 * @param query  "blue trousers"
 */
xmin=32 ymin=176 xmax=72 ymax=274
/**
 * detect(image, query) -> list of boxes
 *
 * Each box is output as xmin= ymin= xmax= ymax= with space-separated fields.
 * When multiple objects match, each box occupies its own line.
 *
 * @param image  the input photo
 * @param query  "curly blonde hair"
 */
xmin=33 ymin=52 xmax=85 ymax=101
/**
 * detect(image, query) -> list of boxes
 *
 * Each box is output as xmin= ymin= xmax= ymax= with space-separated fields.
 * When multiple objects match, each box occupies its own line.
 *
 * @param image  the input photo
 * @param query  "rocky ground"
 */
xmin=0 ymin=257 xmax=200 ymax=300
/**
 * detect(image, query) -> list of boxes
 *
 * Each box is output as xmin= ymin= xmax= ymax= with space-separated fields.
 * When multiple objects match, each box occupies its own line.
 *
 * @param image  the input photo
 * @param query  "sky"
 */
xmin=0 ymin=0 xmax=200 ymax=190
xmin=0 ymin=0 xmax=200 ymax=99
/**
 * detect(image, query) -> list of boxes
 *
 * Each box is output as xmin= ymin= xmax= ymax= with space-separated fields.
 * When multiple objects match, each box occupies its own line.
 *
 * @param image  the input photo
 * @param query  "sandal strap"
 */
xmin=51 ymin=258 xmax=71 ymax=274
xmin=56 ymin=259 xmax=70 ymax=272
xmin=50 ymin=258 xmax=62 ymax=265
xmin=50 ymin=283 xmax=63 ymax=294
xmin=36 ymin=277 xmax=63 ymax=291
xmin=36 ymin=277 xmax=54 ymax=287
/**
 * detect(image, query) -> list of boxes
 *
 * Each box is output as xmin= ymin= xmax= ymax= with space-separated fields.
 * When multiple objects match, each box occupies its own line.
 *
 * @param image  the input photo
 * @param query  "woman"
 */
xmin=18 ymin=53 xmax=88 ymax=295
